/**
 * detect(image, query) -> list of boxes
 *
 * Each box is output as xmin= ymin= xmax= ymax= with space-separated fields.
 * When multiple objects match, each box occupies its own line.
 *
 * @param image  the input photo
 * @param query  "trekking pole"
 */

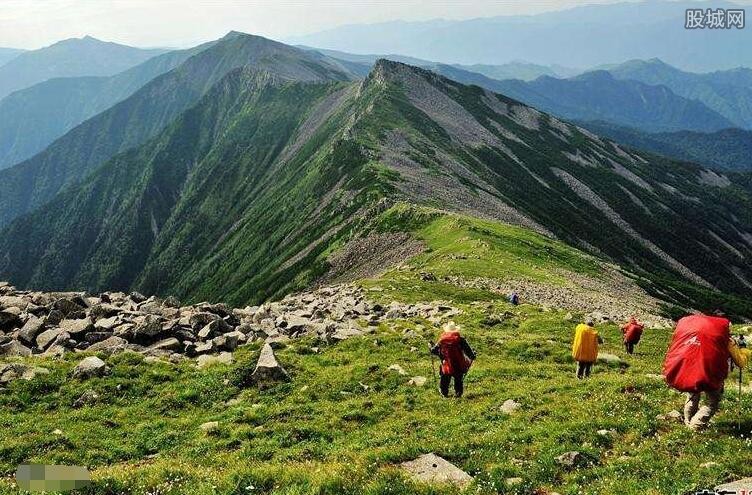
xmin=739 ymin=368 xmax=743 ymax=432
xmin=427 ymin=342 xmax=437 ymax=387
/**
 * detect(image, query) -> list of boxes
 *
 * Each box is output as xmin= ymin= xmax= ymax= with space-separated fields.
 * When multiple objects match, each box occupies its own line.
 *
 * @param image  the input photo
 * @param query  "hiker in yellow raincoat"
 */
xmin=572 ymin=318 xmax=599 ymax=379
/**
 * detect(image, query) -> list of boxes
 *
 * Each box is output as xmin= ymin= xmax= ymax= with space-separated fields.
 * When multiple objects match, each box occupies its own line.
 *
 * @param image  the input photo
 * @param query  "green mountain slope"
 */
xmin=3 ymin=59 xmax=752 ymax=314
xmin=581 ymin=121 xmax=752 ymax=172
xmin=607 ymin=59 xmax=752 ymax=129
xmin=491 ymin=71 xmax=734 ymax=133
xmin=0 ymin=32 xmax=356 ymax=229
xmin=0 ymin=41 xmax=216 ymax=170
xmin=0 ymin=36 xmax=166 ymax=100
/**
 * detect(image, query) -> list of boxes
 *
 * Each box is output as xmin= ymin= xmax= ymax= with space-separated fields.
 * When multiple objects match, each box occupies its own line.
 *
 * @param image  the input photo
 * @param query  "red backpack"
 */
xmin=663 ymin=315 xmax=731 ymax=393
xmin=623 ymin=321 xmax=644 ymax=344
xmin=438 ymin=331 xmax=472 ymax=375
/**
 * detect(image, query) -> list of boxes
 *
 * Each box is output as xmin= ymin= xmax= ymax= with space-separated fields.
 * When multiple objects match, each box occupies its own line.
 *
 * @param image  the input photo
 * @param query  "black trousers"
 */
xmin=576 ymin=362 xmax=593 ymax=379
xmin=625 ymin=342 xmax=634 ymax=354
xmin=439 ymin=372 xmax=464 ymax=397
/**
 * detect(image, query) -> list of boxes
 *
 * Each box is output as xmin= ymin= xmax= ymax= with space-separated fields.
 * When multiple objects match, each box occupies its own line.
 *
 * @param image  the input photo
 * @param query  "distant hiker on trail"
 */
xmin=621 ymin=317 xmax=644 ymax=355
xmin=430 ymin=321 xmax=476 ymax=398
xmin=663 ymin=314 xmax=751 ymax=431
xmin=508 ymin=292 xmax=519 ymax=306
xmin=572 ymin=318 xmax=599 ymax=379
xmin=731 ymin=333 xmax=748 ymax=372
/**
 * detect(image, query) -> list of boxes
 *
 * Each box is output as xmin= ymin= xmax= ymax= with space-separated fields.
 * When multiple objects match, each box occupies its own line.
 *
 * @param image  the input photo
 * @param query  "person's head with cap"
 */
xmin=442 ymin=321 xmax=461 ymax=333
xmin=585 ymin=317 xmax=595 ymax=327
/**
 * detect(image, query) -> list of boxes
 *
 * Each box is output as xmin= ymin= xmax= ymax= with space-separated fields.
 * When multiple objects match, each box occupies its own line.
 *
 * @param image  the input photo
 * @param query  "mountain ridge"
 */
xmin=0 ymin=36 xmax=167 ymax=99
xmin=0 ymin=32 xmax=358 ymax=229
xmin=3 ymin=58 xmax=752 ymax=316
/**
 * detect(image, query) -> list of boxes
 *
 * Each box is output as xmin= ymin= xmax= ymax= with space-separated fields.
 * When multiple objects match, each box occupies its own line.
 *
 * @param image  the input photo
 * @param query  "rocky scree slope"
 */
xmin=0 ymin=280 xmax=459 ymax=377
xmin=2 ymin=59 xmax=752 ymax=313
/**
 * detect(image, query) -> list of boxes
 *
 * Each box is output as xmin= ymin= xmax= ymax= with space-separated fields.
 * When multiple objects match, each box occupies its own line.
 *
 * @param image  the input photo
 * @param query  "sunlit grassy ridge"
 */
xmin=1 ymin=209 xmax=751 ymax=495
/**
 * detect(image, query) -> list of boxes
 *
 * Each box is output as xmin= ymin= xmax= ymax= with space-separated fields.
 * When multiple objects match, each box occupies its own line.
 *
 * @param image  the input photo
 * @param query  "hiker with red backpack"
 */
xmin=663 ymin=314 xmax=750 ymax=431
xmin=621 ymin=317 xmax=644 ymax=355
xmin=430 ymin=321 xmax=476 ymax=398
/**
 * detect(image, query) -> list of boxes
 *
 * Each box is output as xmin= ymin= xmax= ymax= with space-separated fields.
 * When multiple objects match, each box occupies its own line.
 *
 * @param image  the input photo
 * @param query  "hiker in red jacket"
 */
xmin=430 ymin=321 xmax=476 ymax=398
xmin=663 ymin=314 xmax=750 ymax=431
xmin=621 ymin=317 xmax=644 ymax=355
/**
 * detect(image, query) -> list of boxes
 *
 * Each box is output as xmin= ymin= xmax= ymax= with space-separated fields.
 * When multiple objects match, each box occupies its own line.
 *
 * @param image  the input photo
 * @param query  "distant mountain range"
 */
xmin=0 ymin=32 xmax=357 ymax=230
xmin=290 ymin=0 xmax=752 ymax=72
xmin=301 ymin=47 xmax=580 ymax=81
xmin=0 ymin=36 xmax=166 ymax=100
xmin=0 ymin=41 xmax=216 ymax=170
xmin=1 ymin=36 xmax=752 ymax=312
xmin=581 ymin=122 xmax=752 ymax=172
xmin=0 ymin=47 xmax=24 ymax=67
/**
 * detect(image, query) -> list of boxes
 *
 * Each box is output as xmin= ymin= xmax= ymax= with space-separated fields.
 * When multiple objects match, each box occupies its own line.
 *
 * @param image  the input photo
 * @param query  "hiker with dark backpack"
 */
xmin=663 ymin=314 xmax=750 ymax=431
xmin=430 ymin=321 xmax=476 ymax=398
xmin=621 ymin=317 xmax=644 ymax=355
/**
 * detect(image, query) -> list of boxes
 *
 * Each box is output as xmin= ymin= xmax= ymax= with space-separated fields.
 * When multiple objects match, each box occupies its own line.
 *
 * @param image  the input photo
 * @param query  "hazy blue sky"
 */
xmin=0 ymin=0 xmax=652 ymax=49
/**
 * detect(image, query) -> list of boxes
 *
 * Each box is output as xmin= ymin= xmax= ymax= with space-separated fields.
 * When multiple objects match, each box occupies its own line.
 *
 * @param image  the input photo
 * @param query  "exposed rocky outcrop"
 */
xmin=0 ymin=282 xmax=460 ymax=362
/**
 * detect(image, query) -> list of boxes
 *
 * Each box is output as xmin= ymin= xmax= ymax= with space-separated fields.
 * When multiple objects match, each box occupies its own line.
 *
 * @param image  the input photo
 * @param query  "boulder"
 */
xmin=388 ymin=364 xmax=407 ymax=375
xmin=73 ymin=390 xmax=99 ymax=408
xmin=0 ymin=340 xmax=32 ymax=357
xmin=18 ymin=315 xmax=45 ymax=345
xmin=94 ymin=316 xmax=120 ymax=331
xmin=133 ymin=315 xmax=162 ymax=339
xmin=555 ymin=451 xmax=594 ymax=470
xmin=196 ymin=352 xmax=233 ymax=368
xmin=500 ymin=399 xmax=522 ymax=414
xmin=0 ymin=363 xmax=49 ymax=386
xmin=36 ymin=328 xmax=65 ymax=349
xmin=86 ymin=336 xmax=128 ymax=354
xmin=0 ymin=308 xmax=21 ymax=329
xmin=72 ymin=356 xmax=110 ymax=379
xmin=716 ymin=478 xmax=752 ymax=493
xmin=149 ymin=338 xmax=182 ymax=352
xmin=59 ymin=318 xmax=94 ymax=336
xmin=251 ymin=343 xmax=290 ymax=388
xmin=199 ymin=421 xmax=219 ymax=433
xmin=408 ymin=376 xmax=427 ymax=387
xmin=400 ymin=453 xmax=472 ymax=486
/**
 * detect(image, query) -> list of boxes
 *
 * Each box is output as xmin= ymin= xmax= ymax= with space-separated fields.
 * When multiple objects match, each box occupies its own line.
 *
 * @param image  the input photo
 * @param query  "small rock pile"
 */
xmin=0 ymin=282 xmax=460 ymax=362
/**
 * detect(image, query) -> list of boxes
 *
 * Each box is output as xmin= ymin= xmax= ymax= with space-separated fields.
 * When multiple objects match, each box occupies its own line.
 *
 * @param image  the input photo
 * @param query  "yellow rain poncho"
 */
xmin=572 ymin=323 xmax=599 ymax=363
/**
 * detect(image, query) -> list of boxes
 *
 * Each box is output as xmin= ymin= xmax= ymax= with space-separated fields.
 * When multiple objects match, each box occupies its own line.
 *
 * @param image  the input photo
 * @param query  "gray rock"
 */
xmin=194 ymin=341 xmax=215 ymax=355
xmin=400 ymin=453 xmax=472 ymax=486
xmin=149 ymin=338 xmax=181 ymax=352
xmin=0 ymin=340 xmax=32 ymax=357
xmin=73 ymin=389 xmax=99 ymax=408
xmin=251 ymin=343 xmax=290 ymax=388
xmin=388 ymin=364 xmax=407 ymax=375
xmin=555 ymin=451 xmax=593 ymax=470
xmin=59 ymin=318 xmax=94 ymax=336
xmin=408 ymin=376 xmax=427 ymax=387
xmin=0 ymin=363 xmax=49 ymax=385
xmin=18 ymin=315 xmax=45 ymax=345
xmin=94 ymin=316 xmax=120 ymax=331
xmin=196 ymin=352 xmax=233 ymax=369
xmin=72 ymin=356 xmax=110 ymax=379
xmin=716 ymin=478 xmax=752 ymax=493
xmin=87 ymin=336 xmax=128 ymax=354
xmin=500 ymin=399 xmax=522 ymax=414
xmin=36 ymin=328 xmax=65 ymax=349
xmin=0 ymin=308 xmax=21 ymax=329
xmin=133 ymin=315 xmax=162 ymax=339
